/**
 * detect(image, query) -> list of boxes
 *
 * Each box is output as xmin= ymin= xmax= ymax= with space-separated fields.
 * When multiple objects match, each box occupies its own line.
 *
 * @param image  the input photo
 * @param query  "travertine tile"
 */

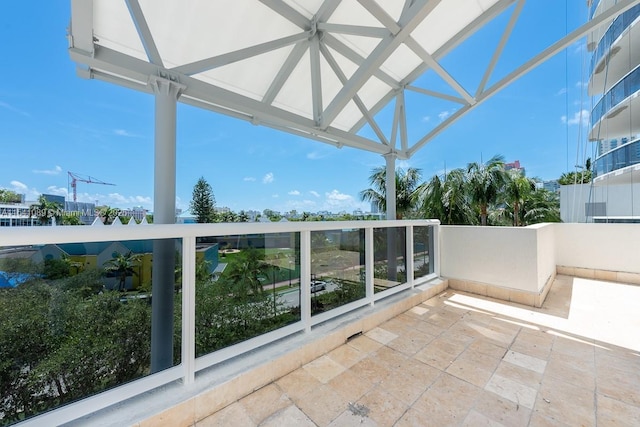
xmin=596 ymin=394 xmax=640 ymax=426
xmin=327 ymin=342 xmax=365 ymax=369
xmin=365 ymin=327 xmax=398 ymax=345
xmin=472 ymin=390 xmax=532 ymax=426
xmin=302 ymin=355 xmax=346 ymax=383
xmin=413 ymin=373 xmax=482 ymax=424
xmin=260 ymin=405 xmax=315 ymax=427
xmin=356 ymin=387 xmax=408 ymax=426
xmin=197 ymin=402 xmax=255 ymax=427
xmin=468 ymin=339 xmax=508 ymax=359
xmin=534 ymin=376 xmax=595 ymax=426
xmin=327 ymin=369 xmax=373 ymax=403
xmin=238 ymin=383 xmax=291 ymax=425
xmin=349 ymin=357 xmax=392 ymax=386
xmin=387 ymin=329 xmax=435 ymax=356
xmin=485 ymin=374 xmax=537 ymax=409
xmin=493 ymin=361 xmax=543 ymax=391
xmin=462 ymin=409 xmax=505 ymax=426
xmin=347 ymin=334 xmax=384 ymax=354
xmin=379 ymin=368 xmax=427 ymax=405
xmin=294 ymin=384 xmax=345 ymax=426
xmin=503 ymin=350 xmax=547 ymax=374
xmin=370 ymin=345 xmax=408 ymax=371
xmin=327 ymin=408 xmax=378 ymax=427
xmin=140 ymin=399 xmax=194 ymax=427
xmin=275 ymin=368 xmax=322 ymax=402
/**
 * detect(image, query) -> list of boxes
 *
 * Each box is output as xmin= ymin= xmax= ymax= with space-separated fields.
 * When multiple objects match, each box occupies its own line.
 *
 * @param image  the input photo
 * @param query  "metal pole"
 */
xmin=383 ymin=153 xmax=398 ymax=282
xmin=150 ymin=76 xmax=184 ymax=373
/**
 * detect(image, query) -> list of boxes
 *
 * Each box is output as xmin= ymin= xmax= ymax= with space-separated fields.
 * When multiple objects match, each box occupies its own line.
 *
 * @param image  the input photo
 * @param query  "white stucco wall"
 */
xmin=440 ymin=225 xmax=541 ymax=292
xmin=554 ymin=223 xmax=640 ymax=274
xmin=440 ymin=223 xmax=640 ymax=294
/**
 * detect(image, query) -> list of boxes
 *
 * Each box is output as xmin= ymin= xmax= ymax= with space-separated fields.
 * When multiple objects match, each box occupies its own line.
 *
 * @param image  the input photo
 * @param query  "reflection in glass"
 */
xmin=591 ymin=65 xmax=640 ymax=126
xmin=373 ymin=227 xmax=407 ymax=293
xmin=310 ymin=229 xmax=365 ymax=315
xmin=0 ymin=239 xmax=180 ymax=424
xmin=595 ymin=138 xmax=640 ymax=176
xmin=413 ymin=226 xmax=434 ymax=280
xmin=195 ymin=233 xmax=301 ymax=357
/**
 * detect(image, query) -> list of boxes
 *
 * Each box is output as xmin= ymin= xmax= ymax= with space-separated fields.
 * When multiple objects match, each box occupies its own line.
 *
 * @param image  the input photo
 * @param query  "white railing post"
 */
xmin=365 ymin=227 xmax=375 ymax=306
xmin=181 ymin=236 xmax=196 ymax=385
xmin=406 ymin=225 xmax=414 ymax=288
xmin=300 ymin=230 xmax=312 ymax=332
xmin=431 ymin=224 xmax=440 ymax=277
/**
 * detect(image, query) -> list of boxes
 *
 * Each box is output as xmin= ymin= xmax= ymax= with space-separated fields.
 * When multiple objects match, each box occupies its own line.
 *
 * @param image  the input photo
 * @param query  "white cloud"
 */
xmin=46 ymin=186 xmax=68 ymax=197
xmin=263 ymin=172 xmax=274 ymax=184
xmin=561 ymin=109 xmax=589 ymax=126
xmin=10 ymin=180 xmax=28 ymax=192
xmin=438 ymin=110 xmax=452 ymax=121
xmin=307 ymin=151 xmax=328 ymax=160
xmin=555 ymin=88 xmax=567 ymax=96
xmin=288 ymin=190 xmax=300 ymax=196
xmin=243 ymin=176 xmax=256 ymax=182
xmin=421 ymin=116 xmax=430 ymax=123
xmin=113 ymin=129 xmax=141 ymax=137
xmin=0 ymin=101 xmax=30 ymax=117
xmin=33 ymin=165 xmax=62 ymax=175
xmin=272 ymin=194 xmax=279 ymax=198
xmin=575 ymin=81 xmax=588 ymax=88
xmin=309 ymin=190 xmax=320 ymax=198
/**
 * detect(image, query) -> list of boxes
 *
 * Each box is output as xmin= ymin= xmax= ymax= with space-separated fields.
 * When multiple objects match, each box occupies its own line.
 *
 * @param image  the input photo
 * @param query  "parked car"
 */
xmin=310 ymin=280 xmax=326 ymax=293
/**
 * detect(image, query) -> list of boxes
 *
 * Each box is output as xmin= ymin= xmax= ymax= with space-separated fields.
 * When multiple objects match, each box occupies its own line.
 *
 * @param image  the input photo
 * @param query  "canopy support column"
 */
xmin=384 ymin=152 xmax=397 ymax=220
xmin=150 ymin=76 xmax=184 ymax=373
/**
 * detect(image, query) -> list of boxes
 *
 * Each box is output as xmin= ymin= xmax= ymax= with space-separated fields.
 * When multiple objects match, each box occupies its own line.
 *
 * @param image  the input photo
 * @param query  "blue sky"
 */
xmin=0 ymin=1 xmax=592 ymax=214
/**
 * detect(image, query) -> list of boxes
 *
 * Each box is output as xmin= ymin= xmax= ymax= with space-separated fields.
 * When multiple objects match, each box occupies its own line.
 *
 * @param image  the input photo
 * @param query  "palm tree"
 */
xmin=466 ymin=155 xmax=506 ymax=226
xmin=522 ymin=188 xmax=561 ymax=224
xmin=29 ymin=195 xmax=62 ymax=226
xmin=104 ymin=251 xmax=142 ymax=291
xmin=502 ymin=170 xmax=536 ymax=226
xmin=360 ymin=166 xmax=422 ymax=219
xmin=97 ymin=206 xmax=120 ymax=225
xmin=417 ymin=168 xmax=475 ymax=225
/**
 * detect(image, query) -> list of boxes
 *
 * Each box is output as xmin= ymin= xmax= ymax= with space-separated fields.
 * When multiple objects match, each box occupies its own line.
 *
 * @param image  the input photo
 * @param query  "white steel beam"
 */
xmin=69 ymin=0 xmax=94 ymax=54
xmin=405 ymin=85 xmax=466 ymax=104
xmin=358 ymin=0 xmax=402 ymax=34
xmin=310 ymin=35 xmax=323 ymax=125
xmin=398 ymin=90 xmax=408 ymax=152
xmin=476 ymin=0 xmax=526 ymax=97
xmin=320 ymin=44 xmax=389 ymax=144
xmin=322 ymin=0 xmax=441 ymax=128
xmin=262 ymin=41 xmax=308 ymax=105
xmin=390 ymin=92 xmax=401 ymax=148
xmin=317 ymin=23 xmax=390 ymax=38
xmin=405 ymin=37 xmax=475 ymax=105
xmin=348 ymin=0 xmax=516 ymax=133
xmin=407 ymin=0 xmax=640 ymax=158
xmin=322 ymin=34 xmax=401 ymax=89
xmin=258 ymin=0 xmax=310 ymax=29
xmin=173 ymin=32 xmax=310 ymax=76
xmin=125 ymin=0 xmax=163 ymax=66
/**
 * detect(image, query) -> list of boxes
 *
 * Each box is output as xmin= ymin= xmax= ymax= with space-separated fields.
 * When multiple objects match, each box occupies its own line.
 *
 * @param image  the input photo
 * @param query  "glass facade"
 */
xmin=591 ymin=65 xmax=640 ymax=127
xmin=594 ymin=137 xmax=640 ymax=176
xmin=590 ymin=5 xmax=640 ymax=74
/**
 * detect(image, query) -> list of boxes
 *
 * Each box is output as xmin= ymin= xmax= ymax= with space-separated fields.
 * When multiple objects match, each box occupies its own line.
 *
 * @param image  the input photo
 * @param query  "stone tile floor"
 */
xmin=197 ymin=276 xmax=640 ymax=426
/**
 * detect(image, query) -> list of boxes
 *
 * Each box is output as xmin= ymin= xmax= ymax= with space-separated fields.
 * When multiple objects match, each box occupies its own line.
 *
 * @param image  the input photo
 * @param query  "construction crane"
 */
xmin=67 ymin=171 xmax=116 ymax=202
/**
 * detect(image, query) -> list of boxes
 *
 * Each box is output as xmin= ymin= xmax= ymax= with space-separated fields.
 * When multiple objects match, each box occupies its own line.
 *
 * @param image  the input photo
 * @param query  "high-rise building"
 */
xmin=563 ymin=2 xmax=640 ymax=223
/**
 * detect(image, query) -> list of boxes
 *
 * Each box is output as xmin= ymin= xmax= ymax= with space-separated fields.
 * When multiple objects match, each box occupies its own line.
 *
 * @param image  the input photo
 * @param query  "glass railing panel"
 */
xmin=591 ymin=65 xmax=640 ymax=126
xmin=412 ymin=225 xmax=434 ymax=280
xmin=373 ymin=227 xmax=408 ymax=293
xmin=194 ymin=233 xmax=300 ymax=357
xmin=309 ymin=228 xmax=365 ymax=315
xmin=590 ymin=5 xmax=640 ymax=74
xmin=0 ymin=238 xmax=181 ymax=425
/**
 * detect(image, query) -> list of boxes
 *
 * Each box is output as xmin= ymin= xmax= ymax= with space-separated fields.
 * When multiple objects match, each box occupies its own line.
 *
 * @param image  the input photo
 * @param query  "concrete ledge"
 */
xmin=447 ymin=272 xmax=555 ymax=308
xmin=133 ymin=279 xmax=448 ymax=427
xmin=557 ymin=265 xmax=640 ymax=285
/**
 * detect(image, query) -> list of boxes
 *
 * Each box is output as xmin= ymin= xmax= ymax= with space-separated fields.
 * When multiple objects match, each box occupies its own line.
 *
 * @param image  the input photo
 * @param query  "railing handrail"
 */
xmin=0 ymin=219 xmax=441 ymax=246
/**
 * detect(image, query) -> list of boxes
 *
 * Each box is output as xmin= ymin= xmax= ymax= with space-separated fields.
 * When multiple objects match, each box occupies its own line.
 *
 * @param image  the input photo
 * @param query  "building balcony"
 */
xmin=1 ymin=221 xmax=639 ymax=426
xmin=589 ymin=4 xmax=640 ymax=96
xmin=589 ymin=64 xmax=640 ymax=141
xmin=594 ymin=136 xmax=640 ymax=180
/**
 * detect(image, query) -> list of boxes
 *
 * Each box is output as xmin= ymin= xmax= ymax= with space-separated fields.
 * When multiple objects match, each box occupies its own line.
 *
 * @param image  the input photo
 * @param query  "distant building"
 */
xmin=542 ymin=180 xmax=560 ymax=193
xmin=504 ymin=160 xmax=525 ymax=176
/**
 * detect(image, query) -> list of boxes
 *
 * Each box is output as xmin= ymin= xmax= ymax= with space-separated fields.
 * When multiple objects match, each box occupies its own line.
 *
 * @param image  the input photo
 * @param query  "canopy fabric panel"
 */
xmin=69 ymin=0 xmax=640 ymax=158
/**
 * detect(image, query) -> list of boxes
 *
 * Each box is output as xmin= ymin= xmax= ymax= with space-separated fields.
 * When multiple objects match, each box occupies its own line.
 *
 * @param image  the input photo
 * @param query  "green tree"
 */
xmin=417 ymin=169 xmax=474 ymax=225
xmin=466 ymin=155 xmax=506 ymax=226
xmin=104 ymin=251 xmax=142 ymax=291
xmin=502 ymin=170 xmax=536 ymax=226
xmin=522 ymin=188 xmax=561 ymax=224
xmin=360 ymin=166 xmax=422 ymax=219
xmin=0 ymin=189 xmax=22 ymax=203
xmin=96 ymin=206 xmax=120 ymax=225
xmin=29 ymin=195 xmax=63 ymax=226
xmin=190 ymin=177 xmax=216 ymax=223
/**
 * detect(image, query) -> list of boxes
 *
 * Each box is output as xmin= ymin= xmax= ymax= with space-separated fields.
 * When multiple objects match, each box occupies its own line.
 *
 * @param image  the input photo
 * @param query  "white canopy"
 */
xmin=68 ymin=0 xmax=639 ymax=160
